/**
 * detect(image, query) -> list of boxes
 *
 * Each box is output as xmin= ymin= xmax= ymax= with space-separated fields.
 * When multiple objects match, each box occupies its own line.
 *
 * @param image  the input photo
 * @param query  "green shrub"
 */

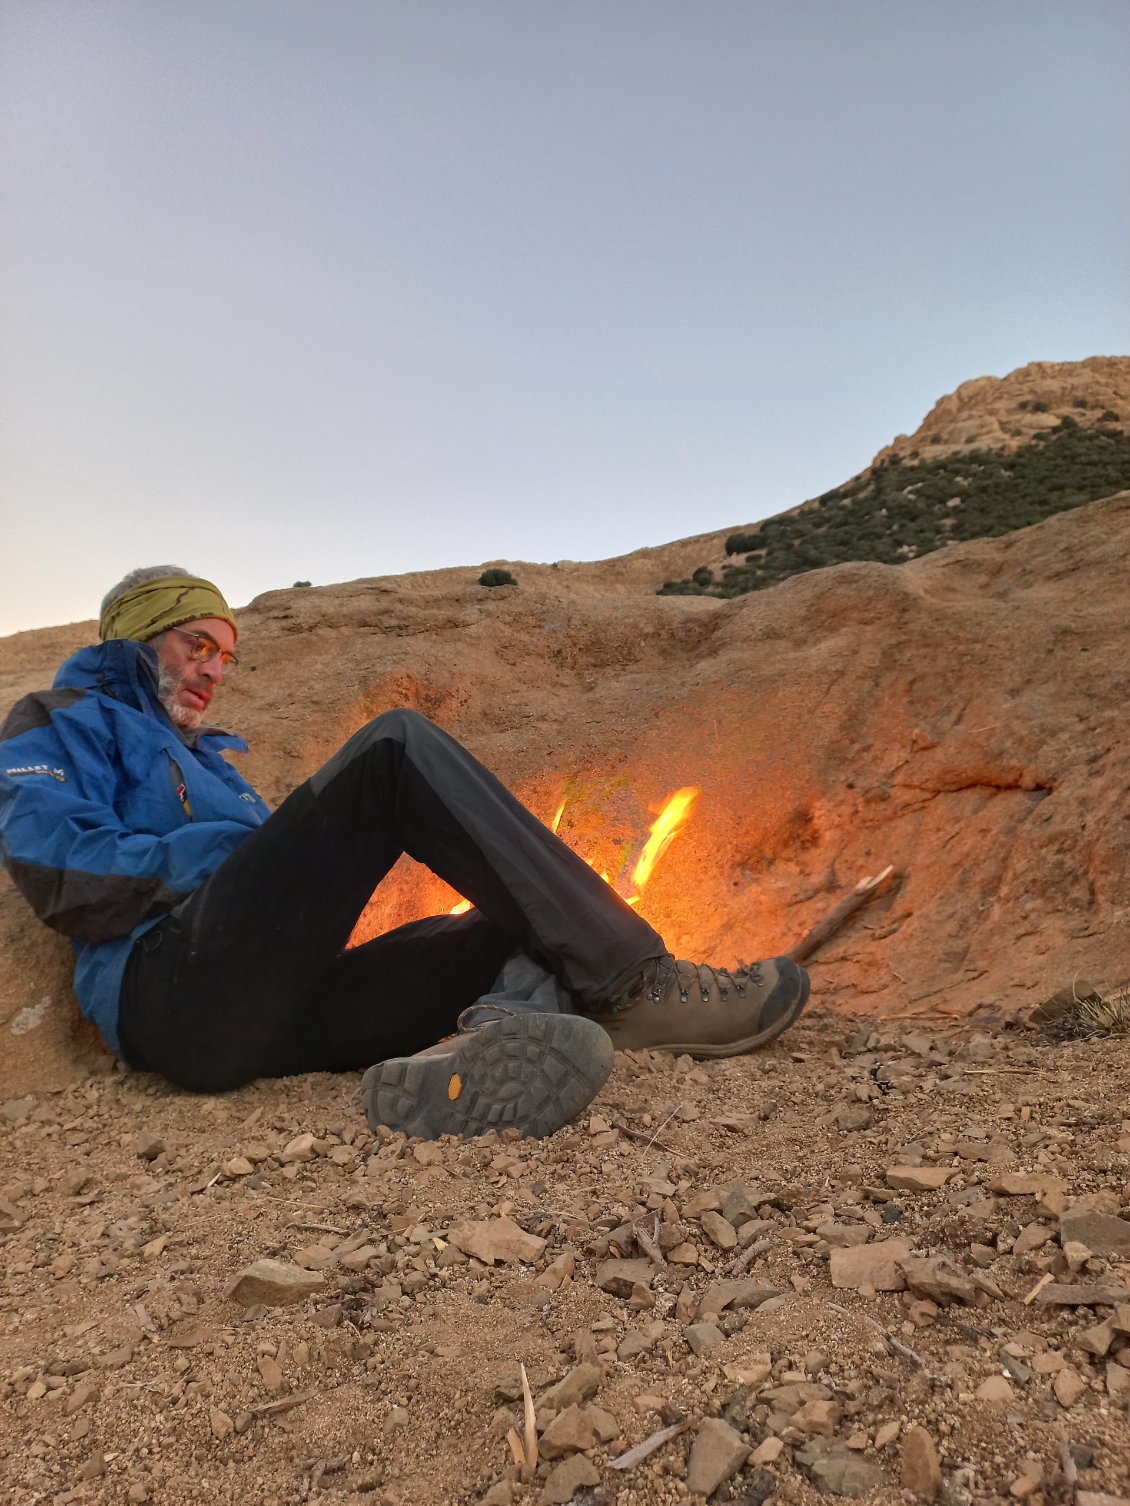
xmin=658 ymin=423 xmax=1130 ymax=602
xmin=724 ymin=531 xmax=760 ymax=555
xmin=292 ymin=580 xmax=312 ymax=588
xmin=479 ymin=568 xmax=517 ymax=588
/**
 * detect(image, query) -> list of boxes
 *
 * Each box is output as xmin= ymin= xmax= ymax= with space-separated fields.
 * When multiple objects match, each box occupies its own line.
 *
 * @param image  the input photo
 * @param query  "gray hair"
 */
xmin=100 ymin=565 xmax=193 ymax=618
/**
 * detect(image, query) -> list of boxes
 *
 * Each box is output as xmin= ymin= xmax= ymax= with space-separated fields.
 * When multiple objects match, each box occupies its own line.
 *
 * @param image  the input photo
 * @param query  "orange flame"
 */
xmin=449 ymin=785 xmax=699 ymax=916
xmin=629 ymin=786 xmax=700 ymax=893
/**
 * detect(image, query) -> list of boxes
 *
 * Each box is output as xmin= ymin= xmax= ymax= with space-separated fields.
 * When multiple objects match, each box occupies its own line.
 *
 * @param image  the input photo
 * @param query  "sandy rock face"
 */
xmin=3 ymin=486 xmax=1130 ymax=1095
xmin=872 ymin=354 xmax=1130 ymax=462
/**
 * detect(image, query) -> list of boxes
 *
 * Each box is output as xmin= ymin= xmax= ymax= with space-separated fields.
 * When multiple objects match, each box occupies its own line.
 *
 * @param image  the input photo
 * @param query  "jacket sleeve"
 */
xmin=0 ymin=693 xmax=254 ymax=943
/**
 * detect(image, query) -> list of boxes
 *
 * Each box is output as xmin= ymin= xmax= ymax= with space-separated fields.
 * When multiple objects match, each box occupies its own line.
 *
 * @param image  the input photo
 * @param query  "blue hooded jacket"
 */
xmin=0 ymin=639 xmax=270 ymax=1056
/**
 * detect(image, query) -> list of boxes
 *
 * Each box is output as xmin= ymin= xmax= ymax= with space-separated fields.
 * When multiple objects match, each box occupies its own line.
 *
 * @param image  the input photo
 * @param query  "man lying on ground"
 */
xmin=0 ymin=568 xmax=810 ymax=1139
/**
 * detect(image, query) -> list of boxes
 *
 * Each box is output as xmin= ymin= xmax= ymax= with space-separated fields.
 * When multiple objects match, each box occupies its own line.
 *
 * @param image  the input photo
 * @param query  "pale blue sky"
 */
xmin=1 ymin=1 xmax=1125 ymax=635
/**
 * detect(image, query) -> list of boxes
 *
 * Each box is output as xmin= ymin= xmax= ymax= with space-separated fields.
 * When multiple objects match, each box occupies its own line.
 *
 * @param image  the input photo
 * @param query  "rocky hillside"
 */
xmin=3 ymin=483 xmax=1130 ymax=1096
xmin=660 ymin=356 xmax=1130 ymax=597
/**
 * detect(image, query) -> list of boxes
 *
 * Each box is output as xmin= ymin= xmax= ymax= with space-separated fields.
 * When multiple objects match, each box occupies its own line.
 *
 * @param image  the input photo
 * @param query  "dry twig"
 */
xmin=787 ymin=866 xmax=898 ymax=965
xmin=608 ymin=1419 xmax=693 ymax=1470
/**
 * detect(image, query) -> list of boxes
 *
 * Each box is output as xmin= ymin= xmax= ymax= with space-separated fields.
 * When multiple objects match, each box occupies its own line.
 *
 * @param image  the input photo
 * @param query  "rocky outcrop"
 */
xmin=3 ymin=483 xmax=1129 ymax=1096
xmin=873 ymin=355 xmax=1129 ymax=464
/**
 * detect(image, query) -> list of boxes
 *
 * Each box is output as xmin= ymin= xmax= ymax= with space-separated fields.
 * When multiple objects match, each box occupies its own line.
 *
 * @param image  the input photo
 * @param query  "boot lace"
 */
xmin=639 ymin=955 xmax=762 ymax=1006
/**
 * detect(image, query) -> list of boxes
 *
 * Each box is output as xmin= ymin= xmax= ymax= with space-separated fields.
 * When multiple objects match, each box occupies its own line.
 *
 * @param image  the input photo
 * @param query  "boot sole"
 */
xmin=361 ymin=1013 xmax=614 ymax=1140
xmin=641 ymin=959 xmax=811 ymax=1059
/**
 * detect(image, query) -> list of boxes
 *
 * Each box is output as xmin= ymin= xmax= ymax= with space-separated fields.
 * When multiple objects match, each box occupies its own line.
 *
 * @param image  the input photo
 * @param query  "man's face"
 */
xmin=154 ymin=616 xmax=237 ymax=731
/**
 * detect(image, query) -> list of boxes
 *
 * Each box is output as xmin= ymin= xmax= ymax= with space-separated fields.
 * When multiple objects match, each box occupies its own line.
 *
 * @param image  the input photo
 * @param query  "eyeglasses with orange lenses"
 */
xmin=167 ymin=625 xmax=239 ymax=669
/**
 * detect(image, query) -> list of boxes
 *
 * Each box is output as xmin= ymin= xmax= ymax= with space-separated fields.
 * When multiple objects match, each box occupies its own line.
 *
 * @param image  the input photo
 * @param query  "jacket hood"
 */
xmin=53 ymin=640 xmax=248 ymax=752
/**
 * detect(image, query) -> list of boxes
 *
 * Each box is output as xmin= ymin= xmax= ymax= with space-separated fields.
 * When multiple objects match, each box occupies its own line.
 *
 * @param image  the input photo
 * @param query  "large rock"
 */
xmin=830 ymin=1239 xmax=911 ymax=1292
xmin=1059 ymin=1210 xmax=1130 ymax=1259
xmin=686 ymin=1418 xmax=749 ymax=1497
xmin=5 ymin=473 xmax=1130 ymax=1095
xmin=224 ymin=1259 xmax=325 ymax=1307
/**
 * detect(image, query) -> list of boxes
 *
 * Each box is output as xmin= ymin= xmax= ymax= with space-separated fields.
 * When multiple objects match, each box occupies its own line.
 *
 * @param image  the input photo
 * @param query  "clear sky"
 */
xmin=1 ymin=1 xmax=1125 ymax=636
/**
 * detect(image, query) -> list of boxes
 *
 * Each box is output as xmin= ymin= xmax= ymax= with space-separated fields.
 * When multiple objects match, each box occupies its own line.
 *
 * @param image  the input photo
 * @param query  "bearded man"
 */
xmin=0 ymin=567 xmax=810 ymax=1139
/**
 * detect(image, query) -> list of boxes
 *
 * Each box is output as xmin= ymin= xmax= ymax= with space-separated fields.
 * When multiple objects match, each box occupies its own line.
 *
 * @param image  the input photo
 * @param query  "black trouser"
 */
xmin=118 ymin=710 xmax=663 ymax=1092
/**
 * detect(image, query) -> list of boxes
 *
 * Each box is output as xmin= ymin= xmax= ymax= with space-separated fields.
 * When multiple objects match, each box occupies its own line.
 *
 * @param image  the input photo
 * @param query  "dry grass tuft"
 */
xmin=1031 ymin=980 xmax=1130 ymax=1040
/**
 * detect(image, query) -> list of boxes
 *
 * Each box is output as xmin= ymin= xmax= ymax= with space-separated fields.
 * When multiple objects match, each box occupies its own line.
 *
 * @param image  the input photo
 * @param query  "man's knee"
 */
xmin=311 ymin=707 xmax=440 ymax=795
xmin=365 ymin=707 xmax=436 ymax=744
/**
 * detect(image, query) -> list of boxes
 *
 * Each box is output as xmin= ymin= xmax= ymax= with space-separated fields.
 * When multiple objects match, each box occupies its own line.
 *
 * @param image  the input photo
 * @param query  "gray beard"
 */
xmin=157 ymin=667 xmax=203 ymax=743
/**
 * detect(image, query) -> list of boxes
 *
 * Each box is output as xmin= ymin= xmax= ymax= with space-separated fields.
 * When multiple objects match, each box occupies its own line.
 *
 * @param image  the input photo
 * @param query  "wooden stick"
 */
xmin=786 ymin=866 xmax=897 ymax=964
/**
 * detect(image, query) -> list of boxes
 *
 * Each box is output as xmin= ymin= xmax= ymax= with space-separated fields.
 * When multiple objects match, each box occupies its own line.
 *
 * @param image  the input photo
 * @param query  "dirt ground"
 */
xmin=2 ymin=1005 xmax=1128 ymax=1506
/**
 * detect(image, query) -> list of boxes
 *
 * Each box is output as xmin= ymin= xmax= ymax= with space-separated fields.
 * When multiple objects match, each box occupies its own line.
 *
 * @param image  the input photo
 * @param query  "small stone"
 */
xmin=257 ymin=1354 xmax=284 ymax=1393
xmin=874 ymin=1420 xmax=900 ymax=1449
xmin=830 ymin=1103 xmax=873 ymax=1132
xmin=339 ymin=1244 xmax=379 ymax=1272
xmin=686 ymin=1418 xmax=749 ymax=1497
xmin=792 ymin=1399 xmax=841 ymax=1436
xmin=77 ymin=1451 xmax=106 ymax=1480
xmin=975 ymin=1375 xmax=1014 ymax=1405
xmin=698 ymin=1278 xmax=782 ymax=1316
xmin=1076 ymin=1495 xmax=1130 ymax=1506
xmin=684 ymin=1188 xmax=723 ymax=1216
xmin=595 ymin=1258 xmax=654 ymax=1296
xmin=224 ymin=1259 xmax=325 ymax=1307
xmin=897 ymin=1255 xmax=978 ymax=1306
xmin=65 ymin=1382 xmax=99 ymax=1415
xmin=1078 ymin=1322 xmax=1114 ymax=1356
xmin=667 ymin=1241 xmax=699 ymax=1264
xmin=96 ymin=1343 xmax=133 ymax=1370
xmin=210 ymin=1406 xmax=234 ymax=1439
xmin=140 ymin=1233 xmax=169 ymax=1261
xmin=750 ymin=1436 xmax=784 ymax=1464
xmin=900 ymin=1424 xmax=942 ymax=1499
xmin=384 ymin=1405 xmax=410 ymax=1434
xmin=131 ymin=1133 xmax=165 ymax=1160
xmin=1014 ymin=1221 xmax=1053 ymax=1255
xmin=446 ymin=1216 xmax=547 ymax=1266
xmin=722 ymin=1354 xmax=772 ymax=1386
xmin=1112 ymin=1303 xmax=1130 ymax=1334
xmin=701 ymin=1211 xmax=738 ymax=1250
xmin=685 ymin=1322 xmax=724 ymax=1355
xmin=797 ymin=1440 xmax=884 ymax=1497
xmin=294 ymin=1242 xmax=337 ymax=1270
xmin=1053 ymin=1366 xmax=1087 ymax=1407
xmin=722 ymin=1184 xmax=764 ymax=1226
xmin=539 ymin=1454 xmax=600 ymax=1503
xmin=540 ymin=1404 xmax=599 ymax=1458
xmin=539 ymin=1364 xmax=603 ymax=1412
xmin=1010 ymin=1465 xmax=1043 ymax=1499
xmin=1105 ymin=1360 xmax=1130 ymax=1399
xmin=991 ymin=1172 xmax=1058 ymax=1196
xmin=1063 ymin=1239 xmax=1092 ymax=1272
xmin=886 ymin=1166 xmax=954 ymax=1191
xmin=829 ymin=1239 xmax=911 ymax=1292
xmin=627 ymin=1281 xmax=655 ymax=1310
xmin=222 ymin=1156 xmax=254 ymax=1177
xmin=281 ymin=1132 xmax=318 ymax=1161
xmin=617 ymin=1324 xmax=663 ymax=1362
xmin=412 ymin=1141 xmax=445 ymax=1165
xmin=535 ymin=1251 xmax=575 ymax=1291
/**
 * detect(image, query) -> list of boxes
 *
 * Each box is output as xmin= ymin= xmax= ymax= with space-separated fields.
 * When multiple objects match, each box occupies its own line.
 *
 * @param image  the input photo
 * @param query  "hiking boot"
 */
xmin=361 ymin=1009 xmax=614 ymax=1140
xmin=590 ymin=955 xmax=810 ymax=1057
